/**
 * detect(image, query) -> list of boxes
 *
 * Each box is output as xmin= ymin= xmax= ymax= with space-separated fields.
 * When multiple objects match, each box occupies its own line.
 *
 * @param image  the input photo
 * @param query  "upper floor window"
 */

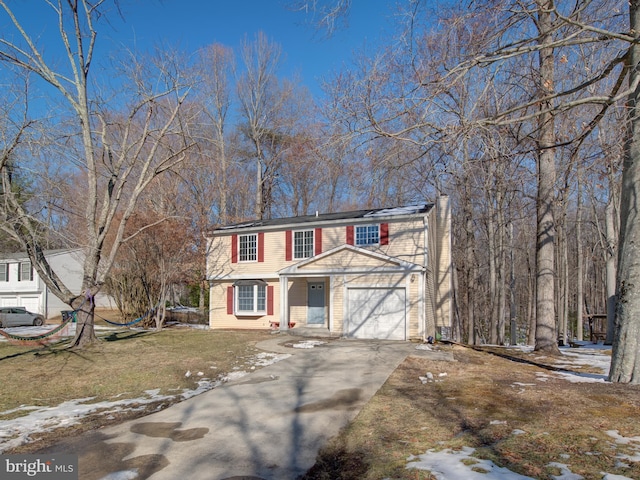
xmin=239 ymin=234 xmax=257 ymax=262
xmin=356 ymin=225 xmax=380 ymax=246
xmin=346 ymin=223 xmax=388 ymax=247
xmin=19 ymin=262 xmax=33 ymax=281
xmin=0 ymin=264 xmax=7 ymax=282
xmin=294 ymin=230 xmax=314 ymax=259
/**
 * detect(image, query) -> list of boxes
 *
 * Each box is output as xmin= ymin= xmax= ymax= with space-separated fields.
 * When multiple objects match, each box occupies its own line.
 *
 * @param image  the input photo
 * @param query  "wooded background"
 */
xmin=0 ymin=1 xmax=635 ymax=370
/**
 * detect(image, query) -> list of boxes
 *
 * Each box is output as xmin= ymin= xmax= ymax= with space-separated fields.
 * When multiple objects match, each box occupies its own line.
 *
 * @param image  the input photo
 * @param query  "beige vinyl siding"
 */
xmin=331 ymin=275 xmax=346 ymax=334
xmin=209 ymin=281 xmax=279 ymax=330
xmin=424 ymin=210 xmax=437 ymax=336
xmin=435 ymin=196 xmax=452 ymax=328
xmin=376 ymin=218 xmax=426 ymax=265
xmin=209 ymin=217 xmax=429 ymax=279
xmin=287 ymin=279 xmax=309 ymax=326
xmin=298 ymin=249 xmax=398 ymax=271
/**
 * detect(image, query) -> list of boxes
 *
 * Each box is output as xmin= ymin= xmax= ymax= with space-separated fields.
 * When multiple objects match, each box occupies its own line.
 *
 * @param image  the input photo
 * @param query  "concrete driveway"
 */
xmin=39 ymin=335 xmax=453 ymax=480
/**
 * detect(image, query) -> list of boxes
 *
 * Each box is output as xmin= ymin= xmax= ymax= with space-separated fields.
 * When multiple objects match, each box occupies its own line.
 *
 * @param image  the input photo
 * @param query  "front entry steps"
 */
xmin=285 ymin=326 xmax=334 ymax=338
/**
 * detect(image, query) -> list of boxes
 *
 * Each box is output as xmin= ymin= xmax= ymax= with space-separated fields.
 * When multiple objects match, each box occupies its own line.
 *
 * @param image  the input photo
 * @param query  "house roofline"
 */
xmin=279 ymin=244 xmax=425 ymax=276
xmin=206 ymin=203 xmax=434 ymax=237
xmin=0 ymin=248 xmax=83 ymax=262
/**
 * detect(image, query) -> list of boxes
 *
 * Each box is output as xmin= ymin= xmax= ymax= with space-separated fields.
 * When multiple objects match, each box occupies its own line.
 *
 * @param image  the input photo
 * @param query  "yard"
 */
xmin=1 ymin=323 xmax=639 ymax=479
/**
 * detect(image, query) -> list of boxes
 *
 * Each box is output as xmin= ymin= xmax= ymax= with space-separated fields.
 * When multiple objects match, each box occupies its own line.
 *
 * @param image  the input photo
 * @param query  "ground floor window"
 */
xmin=235 ymin=281 xmax=266 ymax=315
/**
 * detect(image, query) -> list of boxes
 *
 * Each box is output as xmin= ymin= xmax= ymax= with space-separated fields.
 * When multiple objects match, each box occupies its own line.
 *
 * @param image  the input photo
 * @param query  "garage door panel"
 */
xmin=20 ymin=297 xmax=40 ymax=314
xmin=1 ymin=297 xmax=18 ymax=307
xmin=347 ymin=288 xmax=406 ymax=340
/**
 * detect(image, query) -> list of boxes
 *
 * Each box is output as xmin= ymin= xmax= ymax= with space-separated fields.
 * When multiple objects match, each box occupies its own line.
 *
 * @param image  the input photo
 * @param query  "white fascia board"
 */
xmin=208 ymin=273 xmax=280 ymax=282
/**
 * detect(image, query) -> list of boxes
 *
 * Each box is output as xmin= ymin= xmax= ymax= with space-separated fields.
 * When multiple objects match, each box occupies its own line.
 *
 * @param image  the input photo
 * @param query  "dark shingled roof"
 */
xmin=214 ymin=203 xmax=434 ymax=233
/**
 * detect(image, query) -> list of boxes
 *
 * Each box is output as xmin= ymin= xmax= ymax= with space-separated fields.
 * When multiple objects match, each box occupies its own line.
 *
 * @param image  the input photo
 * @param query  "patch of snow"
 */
xmin=606 ymin=430 xmax=640 ymax=445
xmin=252 ymin=352 xmax=291 ymax=366
xmin=512 ymin=429 xmax=526 ymax=435
xmin=221 ymin=371 xmax=249 ymax=383
xmin=602 ymin=473 xmax=635 ymax=480
xmin=406 ymin=446 xmax=536 ymax=479
xmin=490 ymin=420 xmax=507 ymax=425
xmin=552 ymin=371 xmax=607 ymax=383
xmin=364 ymin=205 xmax=426 ymax=217
xmin=415 ymin=344 xmax=432 ymax=351
xmin=547 ymin=462 xmax=584 ymax=480
xmin=291 ymin=340 xmax=326 ymax=349
xmin=610 ymin=434 xmax=640 ymax=464
xmin=0 ymin=350 xmax=291 ymax=453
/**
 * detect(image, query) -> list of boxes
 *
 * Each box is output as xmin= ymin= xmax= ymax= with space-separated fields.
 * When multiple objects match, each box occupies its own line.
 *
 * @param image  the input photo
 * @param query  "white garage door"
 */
xmin=1 ymin=297 xmax=18 ymax=307
xmin=346 ymin=287 xmax=406 ymax=340
xmin=20 ymin=297 xmax=41 ymax=314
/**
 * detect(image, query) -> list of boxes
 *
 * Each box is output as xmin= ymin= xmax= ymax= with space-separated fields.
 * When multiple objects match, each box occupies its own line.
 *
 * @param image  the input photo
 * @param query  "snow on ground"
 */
xmin=406 ymin=342 xmax=638 ymax=479
xmin=406 ymin=446 xmax=536 ymax=479
xmin=290 ymin=340 xmax=326 ymax=349
xmin=0 ymin=329 xmax=290 ymax=453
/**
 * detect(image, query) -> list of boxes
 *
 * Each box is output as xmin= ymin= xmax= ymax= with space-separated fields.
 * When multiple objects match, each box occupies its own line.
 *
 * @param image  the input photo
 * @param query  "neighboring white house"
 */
xmin=0 ymin=249 xmax=113 ymax=319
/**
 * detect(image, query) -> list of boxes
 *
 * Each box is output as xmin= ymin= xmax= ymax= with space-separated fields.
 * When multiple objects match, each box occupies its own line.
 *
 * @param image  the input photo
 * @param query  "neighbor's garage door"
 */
xmin=346 ymin=287 xmax=406 ymax=340
xmin=1 ymin=297 xmax=17 ymax=307
xmin=20 ymin=297 xmax=40 ymax=314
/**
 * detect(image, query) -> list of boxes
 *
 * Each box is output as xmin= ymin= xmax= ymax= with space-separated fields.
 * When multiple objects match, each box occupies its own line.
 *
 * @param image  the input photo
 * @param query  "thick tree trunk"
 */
xmin=69 ymin=293 xmax=98 ymax=349
xmin=605 ymin=201 xmax=618 ymax=345
xmin=489 ymin=209 xmax=498 ymax=344
xmin=509 ymin=222 xmax=517 ymax=345
xmin=609 ymin=0 xmax=640 ymax=383
xmin=465 ymin=204 xmax=476 ymax=345
xmin=534 ymin=0 xmax=560 ymax=354
xmin=576 ymin=167 xmax=584 ymax=341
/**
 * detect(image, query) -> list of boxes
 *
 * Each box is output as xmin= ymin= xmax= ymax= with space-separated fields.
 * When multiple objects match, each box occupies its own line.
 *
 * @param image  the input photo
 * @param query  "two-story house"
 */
xmin=206 ymin=197 xmax=452 ymax=341
xmin=0 ymin=249 xmax=113 ymax=319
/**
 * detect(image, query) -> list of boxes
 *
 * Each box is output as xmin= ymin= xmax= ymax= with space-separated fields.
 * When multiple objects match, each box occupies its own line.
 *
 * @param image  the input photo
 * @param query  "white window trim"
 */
xmin=238 ymin=234 xmax=258 ymax=263
xmin=0 ymin=264 xmax=8 ymax=282
xmin=293 ymin=229 xmax=315 ymax=260
xmin=18 ymin=262 xmax=33 ymax=282
xmin=355 ymin=224 xmax=380 ymax=246
xmin=235 ymin=283 xmax=267 ymax=316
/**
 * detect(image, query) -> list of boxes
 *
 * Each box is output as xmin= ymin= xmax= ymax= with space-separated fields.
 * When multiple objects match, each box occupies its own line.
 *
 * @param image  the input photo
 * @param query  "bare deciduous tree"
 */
xmin=0 ymin=1 xmax=193 ymax=348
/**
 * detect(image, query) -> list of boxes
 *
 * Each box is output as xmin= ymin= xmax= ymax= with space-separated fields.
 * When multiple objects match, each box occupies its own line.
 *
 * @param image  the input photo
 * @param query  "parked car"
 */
xmin=0 ymin=307 xmax=44 ymax=327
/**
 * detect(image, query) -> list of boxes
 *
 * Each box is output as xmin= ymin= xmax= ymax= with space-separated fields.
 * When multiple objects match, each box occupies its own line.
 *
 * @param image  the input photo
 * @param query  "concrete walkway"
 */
xmin=40 ymin=335 xmax=453 ymax=480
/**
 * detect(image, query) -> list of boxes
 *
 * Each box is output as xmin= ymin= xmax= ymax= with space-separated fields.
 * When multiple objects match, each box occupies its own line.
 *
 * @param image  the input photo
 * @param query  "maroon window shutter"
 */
xmin=231 ymin=235 xmax=238 ymax=263
xmin=346 ymin=225 xmax=354 ymax=245
xmin=315 ymin=228 xmax=322 ymax=255
xmin=285 ymin=230 xmax=292 ymax=261
xmin=226 ymin=286 xmax=234 ymax=314
xmin=380 ymin=223 xmax=389 ymax=245
xmin=267 ymin=286 xmax=274 ymax=315
xmin=258 ymin=232 xmax=265 ymax=262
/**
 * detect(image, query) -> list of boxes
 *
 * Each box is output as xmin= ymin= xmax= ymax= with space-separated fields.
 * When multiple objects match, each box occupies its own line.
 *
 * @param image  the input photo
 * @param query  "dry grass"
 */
xmin=3 ymin=327 xmax=640 ymax=478
xmin=0 ymin=326 xmax=273 ymax=451
xmin=303 ymin=345 xmax=640 ymax=480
